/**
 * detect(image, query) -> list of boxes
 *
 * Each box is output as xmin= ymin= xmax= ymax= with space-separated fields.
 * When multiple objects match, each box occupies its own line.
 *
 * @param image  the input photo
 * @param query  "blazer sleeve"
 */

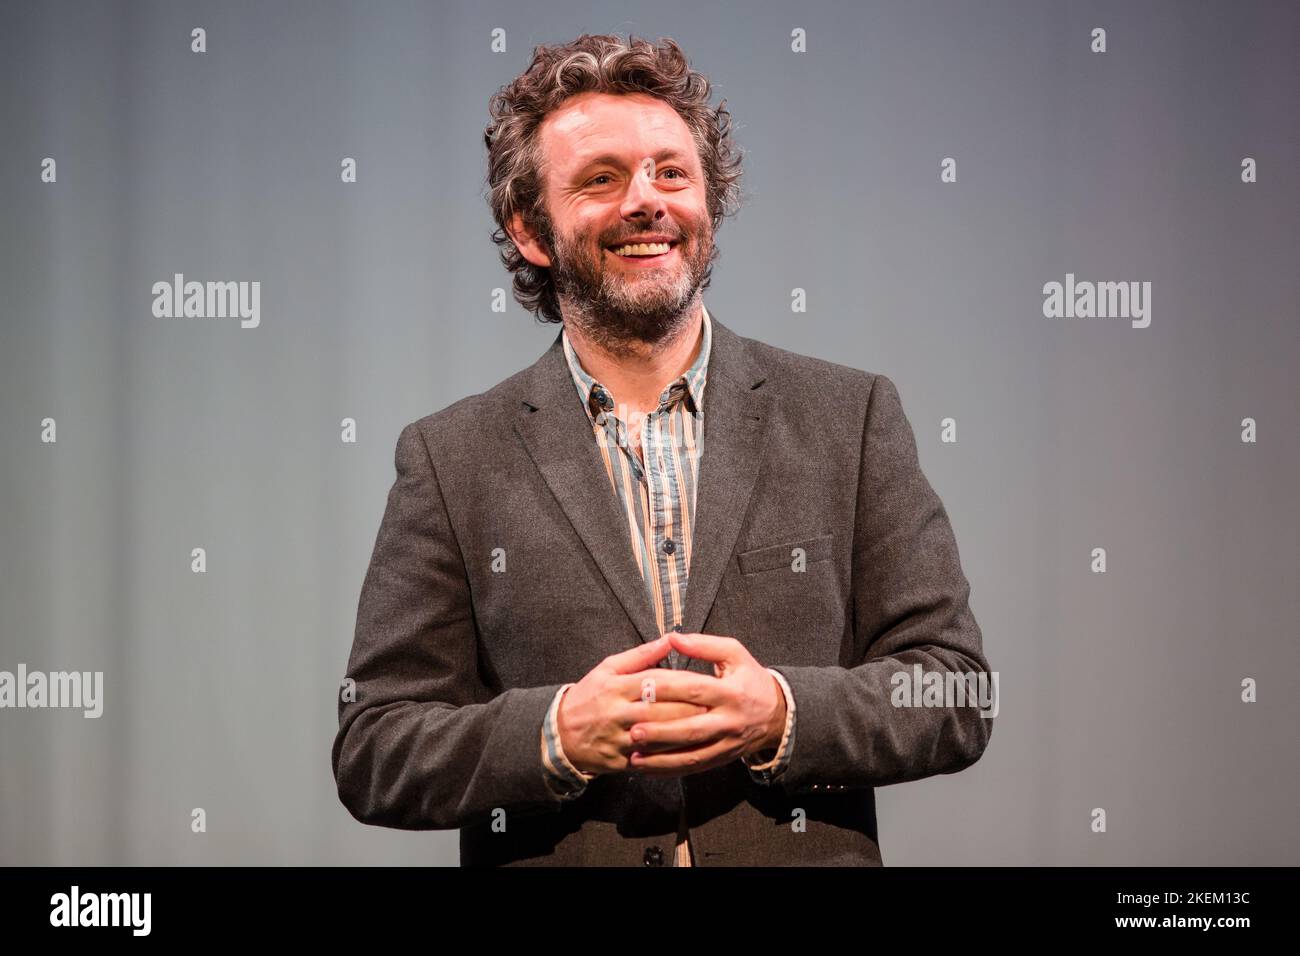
xmin=332 ymin=421 xmax=570 ymax=829
xmin=769 ymin=373 xmax=994 ymax=793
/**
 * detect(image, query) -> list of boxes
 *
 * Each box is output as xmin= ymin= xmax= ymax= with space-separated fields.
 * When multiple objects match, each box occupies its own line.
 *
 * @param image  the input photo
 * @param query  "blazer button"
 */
xmin=643 ymin=845 xmax=665 ymax=867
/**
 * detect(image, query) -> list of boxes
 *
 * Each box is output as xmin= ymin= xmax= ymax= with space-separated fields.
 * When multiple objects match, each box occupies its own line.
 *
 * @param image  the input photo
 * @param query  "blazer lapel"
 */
xmin=679 ymin=314 xmax=773 ymax=640
xmin=513 ymin=312 xmax=773 ymax=652
xmin=514 ymin=331 xmax=663 ymax=647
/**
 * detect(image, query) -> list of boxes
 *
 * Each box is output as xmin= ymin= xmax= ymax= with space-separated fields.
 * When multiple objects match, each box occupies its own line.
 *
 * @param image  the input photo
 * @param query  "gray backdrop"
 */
xmin=1 ymin=0 xmax=1297 ymax=865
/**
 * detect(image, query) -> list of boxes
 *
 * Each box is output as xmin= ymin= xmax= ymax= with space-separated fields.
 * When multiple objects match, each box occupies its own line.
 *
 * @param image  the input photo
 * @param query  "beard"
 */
xmin=538 ymin=207 xmax=716 ymax=357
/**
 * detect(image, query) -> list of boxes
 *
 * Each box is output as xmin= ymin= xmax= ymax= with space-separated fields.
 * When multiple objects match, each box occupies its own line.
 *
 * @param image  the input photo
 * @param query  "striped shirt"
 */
xmin=538 ymin=305 xmax=796 ymax=866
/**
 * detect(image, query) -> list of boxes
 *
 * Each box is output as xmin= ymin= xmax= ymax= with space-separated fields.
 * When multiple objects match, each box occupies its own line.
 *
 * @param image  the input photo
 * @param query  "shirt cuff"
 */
xmin=742 ymin=668 xmax=796 ymax=784
xmin=541 ymin=683 xmax=594 ymax=799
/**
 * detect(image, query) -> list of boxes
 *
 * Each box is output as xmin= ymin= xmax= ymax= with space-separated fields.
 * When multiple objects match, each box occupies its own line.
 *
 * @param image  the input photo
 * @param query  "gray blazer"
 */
xmin=332 ymin=313 xmax=993 ymax=865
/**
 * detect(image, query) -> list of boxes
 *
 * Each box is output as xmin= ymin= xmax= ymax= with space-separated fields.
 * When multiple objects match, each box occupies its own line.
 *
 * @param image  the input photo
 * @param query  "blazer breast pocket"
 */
xmin=737 ymin=533 xmax=834 ymax=574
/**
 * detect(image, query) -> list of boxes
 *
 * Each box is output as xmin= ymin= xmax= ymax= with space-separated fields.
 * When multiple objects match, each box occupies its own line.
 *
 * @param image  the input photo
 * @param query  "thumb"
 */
xmin=605 ymin=636 xmax=672 ymax=675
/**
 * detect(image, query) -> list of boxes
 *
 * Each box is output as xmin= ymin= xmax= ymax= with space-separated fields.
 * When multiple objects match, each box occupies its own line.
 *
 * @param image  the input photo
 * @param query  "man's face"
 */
xmin=513 ymin=91 xmax=715 ymax=351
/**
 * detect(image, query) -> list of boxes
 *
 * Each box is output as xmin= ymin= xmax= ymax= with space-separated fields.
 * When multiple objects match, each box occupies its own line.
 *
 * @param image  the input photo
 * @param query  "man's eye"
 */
xmin=588 ymin=169 xmax=684 ymax=186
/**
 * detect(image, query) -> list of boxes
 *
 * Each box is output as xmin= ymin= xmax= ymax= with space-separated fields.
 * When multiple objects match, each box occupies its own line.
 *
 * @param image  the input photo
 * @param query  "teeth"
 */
xmin=612 ymin=242 xmax=672 ymax=257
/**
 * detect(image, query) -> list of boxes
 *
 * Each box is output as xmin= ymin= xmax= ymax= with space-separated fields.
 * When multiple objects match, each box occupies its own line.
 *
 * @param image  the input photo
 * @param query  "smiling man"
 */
xmin=332 ymin=33 xmax=993 ymax=866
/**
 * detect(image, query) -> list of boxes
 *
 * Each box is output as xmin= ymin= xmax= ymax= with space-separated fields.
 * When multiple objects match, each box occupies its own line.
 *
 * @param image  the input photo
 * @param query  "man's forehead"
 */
xmin=541 ymin=93 xmax=690 ymax=160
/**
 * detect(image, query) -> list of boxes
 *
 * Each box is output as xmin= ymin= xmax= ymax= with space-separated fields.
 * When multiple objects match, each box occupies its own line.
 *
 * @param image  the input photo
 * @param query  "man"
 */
xmin=332 ymin=34 xmax=993 ymax=866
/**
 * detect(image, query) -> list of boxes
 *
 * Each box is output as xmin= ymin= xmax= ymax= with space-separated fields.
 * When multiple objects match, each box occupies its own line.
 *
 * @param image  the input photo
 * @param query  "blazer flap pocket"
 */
xmin=737 ymin=533 xmax=834 ymax=574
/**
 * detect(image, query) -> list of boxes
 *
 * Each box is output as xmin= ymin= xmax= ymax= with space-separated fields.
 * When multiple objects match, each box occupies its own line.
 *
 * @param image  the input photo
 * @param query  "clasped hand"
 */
xmin=557 ymin=632 xmax=787 ymax=779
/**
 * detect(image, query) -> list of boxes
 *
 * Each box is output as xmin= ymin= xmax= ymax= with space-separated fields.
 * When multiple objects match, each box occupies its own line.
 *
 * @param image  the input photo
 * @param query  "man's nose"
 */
xmin=621 ymin=162 xmax=665 ymax=218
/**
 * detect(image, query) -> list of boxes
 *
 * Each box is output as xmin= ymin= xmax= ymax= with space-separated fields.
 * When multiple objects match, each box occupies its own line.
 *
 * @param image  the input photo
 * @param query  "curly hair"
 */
xmin=483 ymin=33 xmax=745 ymax=324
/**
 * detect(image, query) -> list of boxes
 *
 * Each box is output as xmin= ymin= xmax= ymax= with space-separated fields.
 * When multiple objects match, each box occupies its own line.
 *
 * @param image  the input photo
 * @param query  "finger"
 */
xmin=629 ymin=736 xmax=741 ymax=775
xmin=613 ymin=669 xmax=730 ymax=706
xmin=617 ymin=699 xmax=709 ymax=726
xmin=603 ymin=636 xmax=672 ymax=675
xmin=628 ymin=713 xmax=731 ymax=753
xmin=666 ymin=632 xmax=743 ymax=665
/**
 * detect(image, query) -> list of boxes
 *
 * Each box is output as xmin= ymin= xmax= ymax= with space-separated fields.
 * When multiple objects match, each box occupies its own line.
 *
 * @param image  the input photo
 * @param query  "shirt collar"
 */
xmin=561 ymin=304 xmax=712 ymax=424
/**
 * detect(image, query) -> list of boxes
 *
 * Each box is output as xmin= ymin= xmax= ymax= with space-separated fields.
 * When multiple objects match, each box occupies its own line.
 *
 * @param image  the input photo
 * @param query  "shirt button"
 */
xmin=662 ymin=539 xmax=675 ymax=554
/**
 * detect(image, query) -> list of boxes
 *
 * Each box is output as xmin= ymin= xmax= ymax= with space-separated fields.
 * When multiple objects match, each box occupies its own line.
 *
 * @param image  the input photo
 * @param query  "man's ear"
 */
xmin=507 ymin=212 xmax=553 ymax=268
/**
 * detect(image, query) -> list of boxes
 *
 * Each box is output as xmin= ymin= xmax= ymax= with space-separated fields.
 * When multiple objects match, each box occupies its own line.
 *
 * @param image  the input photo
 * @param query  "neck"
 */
xmin=563 ymin=303 xmax=705 ymax=413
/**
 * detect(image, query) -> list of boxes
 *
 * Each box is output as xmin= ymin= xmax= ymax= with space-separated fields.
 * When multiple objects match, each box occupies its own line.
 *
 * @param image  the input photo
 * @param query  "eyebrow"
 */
xmin=572 ymin=149 xmax=692 ymax=177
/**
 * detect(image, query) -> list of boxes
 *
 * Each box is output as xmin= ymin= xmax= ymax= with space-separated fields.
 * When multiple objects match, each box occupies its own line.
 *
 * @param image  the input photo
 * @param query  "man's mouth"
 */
xmin=606 ymin=240 xmax=678 ymax=262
